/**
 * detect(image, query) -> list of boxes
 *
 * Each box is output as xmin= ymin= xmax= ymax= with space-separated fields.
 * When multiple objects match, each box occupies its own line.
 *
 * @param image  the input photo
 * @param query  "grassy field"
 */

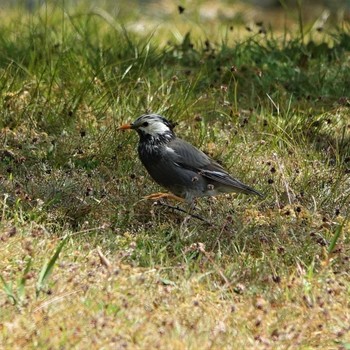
xmin=0 ymin=1 xmax=350 ymax=349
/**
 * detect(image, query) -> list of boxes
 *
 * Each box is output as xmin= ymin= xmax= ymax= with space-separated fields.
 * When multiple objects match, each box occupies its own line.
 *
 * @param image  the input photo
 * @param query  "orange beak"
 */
xmin=117 ymin=123 xmax=132 ymax=131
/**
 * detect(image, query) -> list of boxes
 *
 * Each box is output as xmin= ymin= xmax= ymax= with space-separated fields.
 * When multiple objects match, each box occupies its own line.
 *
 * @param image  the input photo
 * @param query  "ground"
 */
xmin=0 ymin=1 xmax=349 ymax=349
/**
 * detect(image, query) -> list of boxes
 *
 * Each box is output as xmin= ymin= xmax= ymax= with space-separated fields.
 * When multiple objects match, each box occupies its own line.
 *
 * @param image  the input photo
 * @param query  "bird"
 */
xmin=118 ymin=113 xmax=263 ymax=203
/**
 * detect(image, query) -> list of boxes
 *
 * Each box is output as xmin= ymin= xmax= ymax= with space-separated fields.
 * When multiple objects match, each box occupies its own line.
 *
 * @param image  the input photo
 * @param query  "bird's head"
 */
xmin=118 ymin=114 xmax=176 ymax=143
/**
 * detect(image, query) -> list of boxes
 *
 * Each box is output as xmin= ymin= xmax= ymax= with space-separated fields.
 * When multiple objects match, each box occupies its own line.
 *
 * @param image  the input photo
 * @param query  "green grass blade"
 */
xmin=17 ymin=257 xmax=32 ymax=303
xmin=328 ymin=223 xmax=344 ymax=254
xmin=0 ymin=275 xmax=17 ymax=305
xmin=36 ymin=236 xmax=69 ymax=297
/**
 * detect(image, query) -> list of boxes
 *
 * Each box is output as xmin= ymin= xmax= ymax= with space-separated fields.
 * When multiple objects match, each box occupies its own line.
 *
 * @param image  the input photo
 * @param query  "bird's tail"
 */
xmin=201 ymin=169 xmax=264 ymax=198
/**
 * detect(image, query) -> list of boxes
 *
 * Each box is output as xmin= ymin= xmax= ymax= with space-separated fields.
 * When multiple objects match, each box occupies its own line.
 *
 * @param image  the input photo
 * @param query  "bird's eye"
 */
xmin=142 ymin=122 xmax=149 ymax=127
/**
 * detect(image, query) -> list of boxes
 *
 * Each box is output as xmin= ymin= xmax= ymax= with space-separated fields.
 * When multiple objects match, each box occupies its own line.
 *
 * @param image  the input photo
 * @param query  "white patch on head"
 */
xmin=138 ymin=117 xmax=171 ymax=137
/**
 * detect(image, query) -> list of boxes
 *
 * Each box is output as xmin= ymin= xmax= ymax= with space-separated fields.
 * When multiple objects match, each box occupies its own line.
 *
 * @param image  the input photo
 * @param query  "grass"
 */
xmin=0 ymin=1 xmax=350 ymax=349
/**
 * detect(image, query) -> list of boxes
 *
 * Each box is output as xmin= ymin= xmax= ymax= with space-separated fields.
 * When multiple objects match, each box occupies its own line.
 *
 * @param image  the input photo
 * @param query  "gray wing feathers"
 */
xmin=168 ymin=138 xmax=262 ymax=197
xmin=168 ymin=138 xmax=211 ymax=168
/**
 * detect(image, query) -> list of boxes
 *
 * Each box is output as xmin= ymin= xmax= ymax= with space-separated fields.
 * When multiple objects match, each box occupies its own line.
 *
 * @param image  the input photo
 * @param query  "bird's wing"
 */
xmin=167 ymin=138 xmax=212 ymax=169
xmin=167 ymin=138 xmax=262 ymax=196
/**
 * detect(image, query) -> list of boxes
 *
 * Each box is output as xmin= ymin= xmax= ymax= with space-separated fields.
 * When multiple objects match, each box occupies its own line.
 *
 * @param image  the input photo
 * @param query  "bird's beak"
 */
xmin=117 ymin=123 xmax=133 ymax=131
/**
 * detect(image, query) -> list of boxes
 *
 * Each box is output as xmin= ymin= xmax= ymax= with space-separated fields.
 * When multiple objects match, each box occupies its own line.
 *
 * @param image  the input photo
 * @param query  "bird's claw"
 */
xmin=143 ymin=192 xmax=184 ymax=202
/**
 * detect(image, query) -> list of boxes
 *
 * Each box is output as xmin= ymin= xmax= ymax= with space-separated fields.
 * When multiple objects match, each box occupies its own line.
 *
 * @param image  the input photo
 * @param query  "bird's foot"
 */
xmin=143 ymin=192 xmax=185 ymax=202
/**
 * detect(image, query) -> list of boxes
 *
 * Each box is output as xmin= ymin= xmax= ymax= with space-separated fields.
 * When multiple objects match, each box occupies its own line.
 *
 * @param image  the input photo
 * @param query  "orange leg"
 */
xmin=143 ymin=192 xmax=184 ymax=202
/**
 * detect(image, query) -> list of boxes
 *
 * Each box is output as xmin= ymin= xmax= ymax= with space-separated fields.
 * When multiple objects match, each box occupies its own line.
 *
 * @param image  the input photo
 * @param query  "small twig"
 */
xmin=97 ymin=246 xmax=112 ymax=272
xmin=33 ymin=290 xmax=82 ymax=312
xmin=67 ymin=224 xmax=110 ymax=238
xmin=212 ymin=217 xmax=234 ymax=250
xmin=154 ymin=201 xmax=213 ymax=225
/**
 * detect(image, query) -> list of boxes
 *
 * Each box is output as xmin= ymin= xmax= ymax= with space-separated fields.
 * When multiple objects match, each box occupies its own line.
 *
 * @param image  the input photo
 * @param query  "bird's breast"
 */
xmin=138 ymin=143 xmax=164 ymax=166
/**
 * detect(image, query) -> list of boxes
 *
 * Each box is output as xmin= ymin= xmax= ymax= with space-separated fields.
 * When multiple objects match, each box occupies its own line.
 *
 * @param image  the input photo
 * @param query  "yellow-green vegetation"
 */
xmin=1 ymin=1 xmax=350 ymax=349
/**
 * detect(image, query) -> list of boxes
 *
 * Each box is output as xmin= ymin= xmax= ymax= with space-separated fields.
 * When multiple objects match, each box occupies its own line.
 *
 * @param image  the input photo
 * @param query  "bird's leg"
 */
xmin=143 ymin=192 xmax=185 ymax=202
xmin=144 ymin=193 xmax=212 ymax=225
xmin=188 ymin=200 xmax=198 ymax=212
xmin=153 ymin=200 xmax=213 ymax=225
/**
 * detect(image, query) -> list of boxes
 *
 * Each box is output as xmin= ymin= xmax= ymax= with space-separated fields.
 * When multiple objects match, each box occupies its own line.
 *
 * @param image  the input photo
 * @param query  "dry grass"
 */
xmin=0 ymin=1 xmax=350 ymax=349
xmin=1 ymin=223 xmax=349 ymax=349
